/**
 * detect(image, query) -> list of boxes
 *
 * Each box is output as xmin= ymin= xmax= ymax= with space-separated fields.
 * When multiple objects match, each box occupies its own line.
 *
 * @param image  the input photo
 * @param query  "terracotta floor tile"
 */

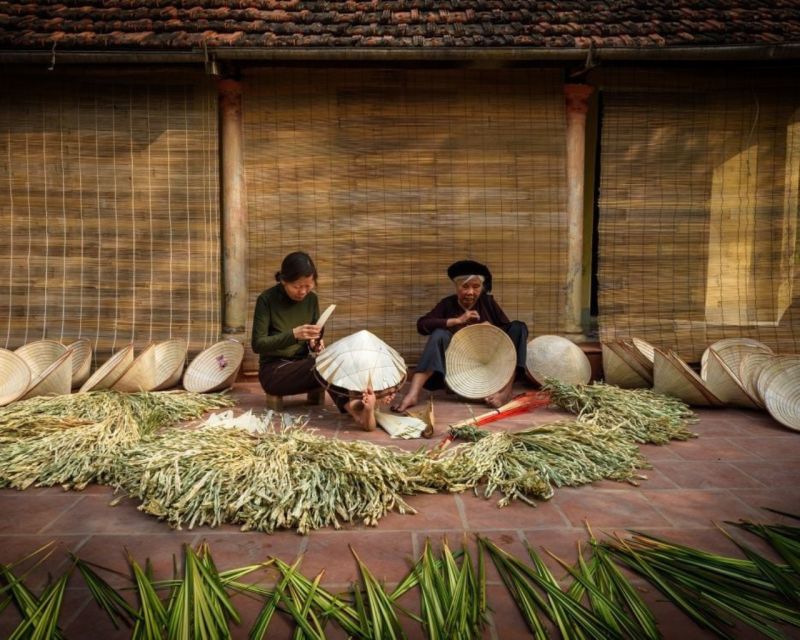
xmin=667 ymin=436 xmax=761 ymax=461
xmin=0 ymin=492 xmax=84 ymax=534
xmin=41 ymin=494 xmax=171 ymax=535
xmin=730 ymin=435 xmax=800 ymax=460
xmin=730 ymin=488 xmax=800 ymax=520
xmin=457 ymin=490 xmax=568 ymax=530
xmin=654 ymin=460 xmax=767 ymax=489
xmin=299 ymin=530 xmax=415 ymax=587
xmin=731 ymin=460 xmax=800 ymax=487
xmin=197 ymin=530 xmax=305 ymax=569
xmin=642 ymin=489 xmax=766 ymax=527
xmin=589 ymin=467 xmax=678 ymax=490
xmin=371 ymin=492 xmax=464 ymax=531
xmin=553 ymin=487 xmax=672 ymax=528
xmin=638 ymin=442 xmax=685 ymax=461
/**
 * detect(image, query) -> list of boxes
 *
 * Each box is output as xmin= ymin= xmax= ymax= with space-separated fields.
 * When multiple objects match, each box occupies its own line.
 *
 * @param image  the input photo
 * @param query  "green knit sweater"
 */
xmin=251 ymin=285 xmax=320 ymax=364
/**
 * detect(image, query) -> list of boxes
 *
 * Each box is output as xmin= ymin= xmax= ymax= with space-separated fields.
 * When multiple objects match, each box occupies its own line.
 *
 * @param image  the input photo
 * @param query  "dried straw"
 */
xmin=543 ymin=379 xmax=697 ymax=444
xmin=111 ymin=422 xmax=431 ymax=534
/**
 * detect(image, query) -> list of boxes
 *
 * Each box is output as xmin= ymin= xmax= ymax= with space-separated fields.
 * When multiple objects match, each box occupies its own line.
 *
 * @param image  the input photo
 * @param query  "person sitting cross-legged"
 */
xmin=391 ymin=259 xmax=528 ymax=413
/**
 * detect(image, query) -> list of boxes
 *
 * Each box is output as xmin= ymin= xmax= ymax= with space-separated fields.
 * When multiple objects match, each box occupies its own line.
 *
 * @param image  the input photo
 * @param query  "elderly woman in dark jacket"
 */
xmin=392 ymin=260 xmax=528 ymax=412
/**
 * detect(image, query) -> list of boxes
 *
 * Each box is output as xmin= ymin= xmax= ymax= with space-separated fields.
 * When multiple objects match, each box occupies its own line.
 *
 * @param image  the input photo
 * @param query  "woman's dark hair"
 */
xmin=275 ymin=251 xmax=318 ymax=283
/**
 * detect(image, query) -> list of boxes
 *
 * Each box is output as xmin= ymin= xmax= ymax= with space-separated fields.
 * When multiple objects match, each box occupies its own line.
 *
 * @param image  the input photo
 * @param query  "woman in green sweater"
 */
xmin=251 ymin=252 xmax=378 ymax=430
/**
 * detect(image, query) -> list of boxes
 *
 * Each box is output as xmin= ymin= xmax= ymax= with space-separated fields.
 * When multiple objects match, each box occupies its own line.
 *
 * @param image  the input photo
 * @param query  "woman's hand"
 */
xmin=293 ymin=324 xmax=321 ymax=341
xmin=446 ymin=310 xmax=479 ymax=329
xmin=309 ymin=338 xmax=325 ymax=353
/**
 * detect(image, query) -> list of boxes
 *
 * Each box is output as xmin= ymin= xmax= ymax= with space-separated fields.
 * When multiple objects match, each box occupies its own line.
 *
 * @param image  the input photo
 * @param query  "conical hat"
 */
xmin=631 ymin=337 xmax=655 ymax=365
xmin=15 ymin=339 xmax=68 ymax=377
xmin=113 ymin=343 xmax=158 ymax=392
xmin=0 ymin=348 xmax=31 ymax=406
xmin=22 ymin=349 xmax=73 ymax=399
xmin=79 ymin=344 xmax=134 ymax=392
xmin=445 ymin=324 xmax=516 ymax=399
xmin=702 ymin=348 xmax=759 ymax=409
xmin=653 ymin=348 xmax=722 ymax=407
xmin=152 ymin=339 xmax=187 ymax=391
xmin=757 ymin=355 xmax=800 ymax=406
xmin=525 ymin=334 xmax=591 ymax=386
xmin=608 ymin=339 xmax=654 ymax=382
xmin=763 ymin=359 xmax=800 ymax=431
xmin=602 ymin=342 xmax=651 ymax=388
xmin=315 ymin=330 xmax=406 ymax=395
xmin=701 ymin=338 xmax=773 ymax=380
xmin=67 ymin=338 xmax=93 ymax=388
xmin=183 ymin=340 xmax=244 ymax=393
xmin=738 ymin=352 xmax=774 ymax=406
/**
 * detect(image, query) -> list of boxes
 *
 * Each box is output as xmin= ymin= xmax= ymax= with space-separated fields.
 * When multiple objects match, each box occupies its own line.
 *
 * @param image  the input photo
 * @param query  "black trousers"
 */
xmin=258 ymin=357 xmax=349 ymax=412
xmin=416 ymin=320 xmax=529 ymax=391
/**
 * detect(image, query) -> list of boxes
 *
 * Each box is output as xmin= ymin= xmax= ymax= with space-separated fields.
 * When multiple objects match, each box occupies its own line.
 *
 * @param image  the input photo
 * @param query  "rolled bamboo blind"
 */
xmin=0 ymin=75 xmax=221 ymax=364
xmin=243 ymin=67 xmax=568 ymax=370
xmin=597 ymin=68 xmax=800 ymax=362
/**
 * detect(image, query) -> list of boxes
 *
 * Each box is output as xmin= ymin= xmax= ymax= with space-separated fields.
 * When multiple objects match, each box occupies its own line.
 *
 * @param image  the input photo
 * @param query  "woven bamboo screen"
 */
xmin=597 ymin=68 xmax=800 ymax=362
xmin=0 ymin=75 xmax=220 ymax=363
xmin=243 ymin=67 xmax=568 ymax=370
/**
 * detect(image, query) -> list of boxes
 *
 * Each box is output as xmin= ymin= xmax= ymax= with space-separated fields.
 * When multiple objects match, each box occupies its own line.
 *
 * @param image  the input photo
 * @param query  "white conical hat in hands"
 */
xmin=315 ymin=330 xmax=406 ymax=395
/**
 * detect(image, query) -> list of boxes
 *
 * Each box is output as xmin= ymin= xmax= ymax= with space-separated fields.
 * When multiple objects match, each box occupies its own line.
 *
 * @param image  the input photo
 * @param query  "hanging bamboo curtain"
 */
xmin=243 ymin=67 xmax=568 ymax=370
xmin=597 ymin=68 xmax=800 ymax=362
xmin=0 ymin=74 xmax=220 ymax=363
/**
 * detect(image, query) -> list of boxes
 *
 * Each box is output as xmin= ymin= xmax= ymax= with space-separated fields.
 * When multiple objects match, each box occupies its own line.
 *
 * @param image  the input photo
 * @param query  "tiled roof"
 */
xmin=0 ymin=1 xmax=799 ymax=52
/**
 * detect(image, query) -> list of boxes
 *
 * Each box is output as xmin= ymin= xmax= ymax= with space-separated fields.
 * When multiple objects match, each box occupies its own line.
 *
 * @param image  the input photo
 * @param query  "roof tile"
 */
xmin=0 ymin=1 xmax=798 ymax=51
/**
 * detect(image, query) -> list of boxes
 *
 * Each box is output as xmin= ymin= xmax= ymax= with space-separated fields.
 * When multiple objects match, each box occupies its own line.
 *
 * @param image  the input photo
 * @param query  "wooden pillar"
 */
xmin=219 ymin=78 xmax=248 ymax=339
xmin=563 ymin=84 xmax=594 ymax=340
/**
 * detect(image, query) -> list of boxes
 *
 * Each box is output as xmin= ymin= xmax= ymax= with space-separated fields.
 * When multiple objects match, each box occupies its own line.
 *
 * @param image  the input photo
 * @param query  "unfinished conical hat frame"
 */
xmin=702 ymin=348 xmax=760 ymax=409
xmin=15 ymin=339 xmax=68 ymax=378
xmin=701 ymin=338 xmax=773 ymax=380
xmin=653 ymin=348 xmax=722 ymax=407
xmin=315 ymin=330 xmax=406 ymax=396
xmin=763 ymin=359 xmax=800 ymax=432
xmin=67 ymin=338 xmax=93 ymax=389
xmin=756 ymin=355 xmax=800 ymax=407
xmin=113 ymin=342 xmax=158 ymax=392
xmin=525 ymin=334 xmax=591 ymax=386
xmin=152 ymin=339 xmax=188 ymax=391
xmin=21 ymin=348 xmax=73 ymax=400
xmin=79 ymin=344 xmax=135 ymax=392
xmin=602 ymin=342 xmax=650 ymax=388
xmin=0 ymin=348 xmax=31 ymax=406
xmin=183 ymin=340 xmax=244 ymax=393
xmin=445 ymin=324 xmax=516 ymax=399
xmin=738 ymin=352 xmax=774 ymax=406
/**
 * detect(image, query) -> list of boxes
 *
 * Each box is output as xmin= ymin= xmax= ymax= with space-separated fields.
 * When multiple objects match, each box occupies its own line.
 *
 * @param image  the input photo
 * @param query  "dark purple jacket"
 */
xmin=417 ymin=294 xmax=511 ymax=335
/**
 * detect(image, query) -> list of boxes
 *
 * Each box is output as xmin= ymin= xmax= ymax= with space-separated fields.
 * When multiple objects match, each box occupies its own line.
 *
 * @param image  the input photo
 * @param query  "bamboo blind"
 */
xmin=242 ymin=68 xmax=568 ymax=370
xmin=0 ymin=75 xmax=220 ymax=364
xmin=597 ymin=68 xmax=800 ymax=361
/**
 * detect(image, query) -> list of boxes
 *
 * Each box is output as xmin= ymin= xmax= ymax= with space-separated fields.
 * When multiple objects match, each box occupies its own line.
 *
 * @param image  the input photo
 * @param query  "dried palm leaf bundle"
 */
xmin=111 ymin=422 xmax=432 ymax=534
xmin=0 ymin=391 xmax=233 ymax=491
xmin=427 ymin=420 xmax=646 ymax=507
xmin=543 ymin=379 xmax=697 ymax=444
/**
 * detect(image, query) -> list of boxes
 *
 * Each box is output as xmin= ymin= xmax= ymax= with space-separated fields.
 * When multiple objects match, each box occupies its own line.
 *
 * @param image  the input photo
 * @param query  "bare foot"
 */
xmin=391 ymin=392 xmax=418 ymax=414
xmin=346 ymin=386 xmax=377 ymax=431
xmin=485 ymin=382 xmax=513 ymax=409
